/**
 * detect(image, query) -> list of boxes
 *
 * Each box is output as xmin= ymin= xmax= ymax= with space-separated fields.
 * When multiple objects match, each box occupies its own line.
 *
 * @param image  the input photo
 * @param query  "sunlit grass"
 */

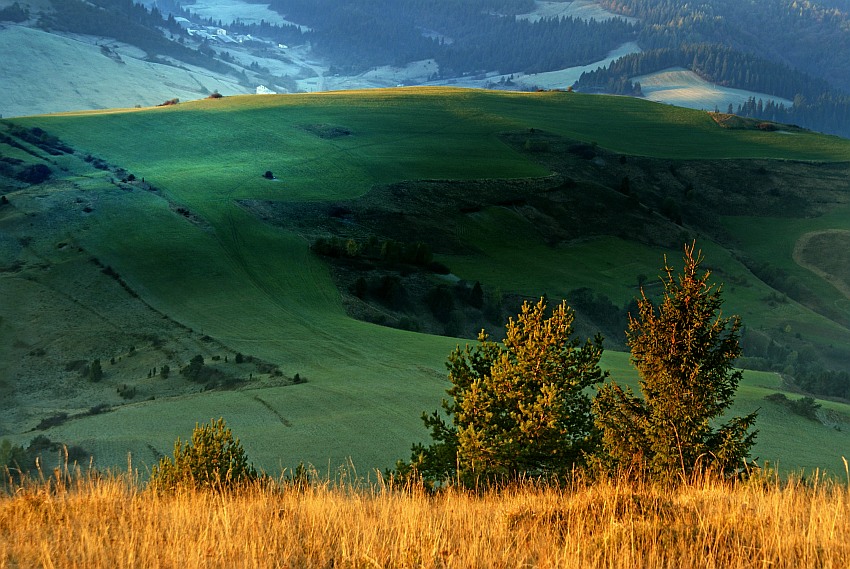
xmin=2 ymin=466 xmax=849 ymax=568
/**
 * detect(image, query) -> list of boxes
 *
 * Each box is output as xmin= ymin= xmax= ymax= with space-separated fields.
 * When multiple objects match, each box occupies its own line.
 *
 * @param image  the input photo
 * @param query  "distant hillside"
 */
xmin=575 ymin=43 xmax=850 ymax=138
xmin=3 ymin=89 xmax=850 ymax=474
xmin=4 ymin=0 xmax=850 ymax=137
xmin=0 ymin=25 xmax=245 ymax=117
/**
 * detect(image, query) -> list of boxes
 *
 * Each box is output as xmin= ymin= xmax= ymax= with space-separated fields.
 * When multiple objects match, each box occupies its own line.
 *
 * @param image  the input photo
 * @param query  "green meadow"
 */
xmin=4 ymin=88 xmax=850 ymax=476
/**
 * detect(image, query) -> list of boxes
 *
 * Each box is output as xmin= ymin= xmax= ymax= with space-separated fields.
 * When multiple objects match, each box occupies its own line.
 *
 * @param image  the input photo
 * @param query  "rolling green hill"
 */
xmin=2 ymin=88 xmax=850 ymax=476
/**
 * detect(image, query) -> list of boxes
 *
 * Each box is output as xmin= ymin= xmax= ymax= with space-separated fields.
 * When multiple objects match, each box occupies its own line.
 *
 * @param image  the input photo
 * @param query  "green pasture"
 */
xmin=8 ymin=88 xmax=850 ymax=474
xmin=722 ymin=207 xmax=850 ymax=343
xmin=446 ymin=215 xmax=849 ymax=349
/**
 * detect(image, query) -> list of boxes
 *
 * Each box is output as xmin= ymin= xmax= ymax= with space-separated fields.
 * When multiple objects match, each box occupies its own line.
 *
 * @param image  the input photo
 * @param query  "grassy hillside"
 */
xmin=3 ymin=88 xmax=850 ymax=476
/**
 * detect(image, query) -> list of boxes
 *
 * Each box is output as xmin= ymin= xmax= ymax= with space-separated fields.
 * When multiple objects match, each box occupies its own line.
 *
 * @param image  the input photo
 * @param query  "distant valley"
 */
xmin=2 ymin=0 xmax=850 ymax=138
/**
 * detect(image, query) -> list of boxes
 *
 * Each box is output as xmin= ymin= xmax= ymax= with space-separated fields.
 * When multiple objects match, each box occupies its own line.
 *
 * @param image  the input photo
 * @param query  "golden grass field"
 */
xmin=2 ymin=465 xmax=849 ymax=568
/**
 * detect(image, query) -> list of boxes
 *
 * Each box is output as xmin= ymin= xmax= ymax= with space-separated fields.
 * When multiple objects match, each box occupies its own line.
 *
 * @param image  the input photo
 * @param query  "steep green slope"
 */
xmin=4 ymin=88 xmax=850 ymax=476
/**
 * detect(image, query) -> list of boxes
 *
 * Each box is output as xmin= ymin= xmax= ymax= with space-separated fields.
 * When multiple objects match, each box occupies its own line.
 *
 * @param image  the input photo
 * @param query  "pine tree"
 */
xmin=399 ymin=298 xmax=607 ymax=487
xmin=594 ymin=244 xmax=757 ymax=480
xmin=149 ymin=418 xmax=257 ymax=491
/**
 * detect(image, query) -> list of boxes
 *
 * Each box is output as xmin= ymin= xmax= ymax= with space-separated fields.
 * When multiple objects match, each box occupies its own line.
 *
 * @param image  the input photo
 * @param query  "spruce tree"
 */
xmin=594 ymin=244 xmax=757 ymax=480
xmin=400 ymin=298 xmax=606 ymax=487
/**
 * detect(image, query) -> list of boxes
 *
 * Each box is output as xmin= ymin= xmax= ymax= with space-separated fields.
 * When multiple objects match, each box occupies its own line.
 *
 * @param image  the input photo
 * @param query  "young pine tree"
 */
xmin=594 ymin=244 xmax=757 ymax=480
xmin=399 ymin=298 xmax=607 ymax=487
xmin=149 ymin=418 xmax=257 ymax=491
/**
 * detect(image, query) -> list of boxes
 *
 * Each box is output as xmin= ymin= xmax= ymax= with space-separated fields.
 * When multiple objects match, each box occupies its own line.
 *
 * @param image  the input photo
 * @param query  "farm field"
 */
xmin=182 ymin=0 xmax=294 ymax=26
xmin=3 ymin=88 xmax=850 ymax=477
xmin=501 ymin=41 xmax=641 ymax=91
xmin=632 ymin=67 xmax=794 ymax=112
xmin=517 ymin=0 xmax=639 ymax=24
xmin=0 ymin=25 xmax=247 ymax=118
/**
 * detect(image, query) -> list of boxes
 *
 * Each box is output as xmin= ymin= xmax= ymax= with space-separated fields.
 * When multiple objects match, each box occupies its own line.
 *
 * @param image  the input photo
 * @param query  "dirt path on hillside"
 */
xmin=792 ymin=229 xmax=850 ymax=300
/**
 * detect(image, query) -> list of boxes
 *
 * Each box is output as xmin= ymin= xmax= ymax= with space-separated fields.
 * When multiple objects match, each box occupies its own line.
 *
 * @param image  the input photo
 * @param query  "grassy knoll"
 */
xmin=2 ymin=472 xmax=850 ymax=568
xmin=4 ymin=88 xmax=850 ymax=476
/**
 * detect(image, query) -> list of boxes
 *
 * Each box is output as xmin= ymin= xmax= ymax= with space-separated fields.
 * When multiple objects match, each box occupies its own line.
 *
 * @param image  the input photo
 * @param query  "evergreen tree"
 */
xmin=149 ymin=418 xmax=258 ymax=491
xmin=594 ymin=244 xmax=757 ymax=480
xmin=89 ymin=358 xmax=103 ymax=382
xmin=398 ymin=298 xmax=606 ymax=487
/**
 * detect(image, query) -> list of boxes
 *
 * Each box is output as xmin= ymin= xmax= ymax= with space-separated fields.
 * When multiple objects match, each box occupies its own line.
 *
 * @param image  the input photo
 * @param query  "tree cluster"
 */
xmin=396 ymin=244 xmax=757 ymax=487
xmin=0 ymin=2 xmax=28 ymax=23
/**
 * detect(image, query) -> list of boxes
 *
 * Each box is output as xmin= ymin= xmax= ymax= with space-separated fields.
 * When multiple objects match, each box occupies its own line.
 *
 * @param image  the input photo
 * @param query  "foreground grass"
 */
xmin=2 ymin=470 xmax=849 ymax=568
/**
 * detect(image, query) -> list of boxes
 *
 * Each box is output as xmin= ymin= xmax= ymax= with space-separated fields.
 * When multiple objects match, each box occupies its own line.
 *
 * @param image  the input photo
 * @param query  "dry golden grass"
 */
xmin=1 ymin=466 xmax=849 ymax=568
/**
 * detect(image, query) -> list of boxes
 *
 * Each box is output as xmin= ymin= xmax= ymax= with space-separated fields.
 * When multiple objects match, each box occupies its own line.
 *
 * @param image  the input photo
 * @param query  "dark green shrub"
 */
xmin=182 ymin=354 xmax=204 ymax=379
xmin=88 ymin=359 xmax=103 ymax=382
xmin=0 ymin=439 xmax=27 ymax=471
xmin=16 ymin=164 xmax=51 ymax=184
xmin=765 ymin=392 xmax=821 ymax=421
xmin=117 ymin=384 xmax=136 ymax=399
xmin=149 ymin=418 xmax=258 ymax=491
xmin=425 ymin=285 xmax=454 ymax=322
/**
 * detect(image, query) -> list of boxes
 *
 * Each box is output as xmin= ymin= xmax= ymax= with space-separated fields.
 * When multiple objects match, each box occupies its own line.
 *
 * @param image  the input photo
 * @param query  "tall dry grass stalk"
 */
xmin=1 ymin=463 xmax=849 ymax=568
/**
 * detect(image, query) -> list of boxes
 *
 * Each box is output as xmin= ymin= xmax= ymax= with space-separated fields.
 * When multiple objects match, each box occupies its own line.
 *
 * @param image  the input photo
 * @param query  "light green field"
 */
xmin=633 ymin=67 xmax=793 ymax=111
xmin=7 ymin=88 xmax=850 ymax=475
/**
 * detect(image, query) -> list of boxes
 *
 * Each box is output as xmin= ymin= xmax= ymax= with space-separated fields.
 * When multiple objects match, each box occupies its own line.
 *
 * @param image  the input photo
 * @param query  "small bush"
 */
xmin=765 ymin=392 xmax=821 ymax=421
xmin=0 ymin=439 xmax=27 ymax=471
xmin=149 ymin=418 xmax=258 ymax=491
xmin=117 ymin=384 xmax=136 ymax=399
xmin=35 ymin=413 xmax=69 ymax=430
xmin=88 ymin=359 xmax=103 ymax=382
xmin=15 ymin=164 xmax=51 ymax=184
